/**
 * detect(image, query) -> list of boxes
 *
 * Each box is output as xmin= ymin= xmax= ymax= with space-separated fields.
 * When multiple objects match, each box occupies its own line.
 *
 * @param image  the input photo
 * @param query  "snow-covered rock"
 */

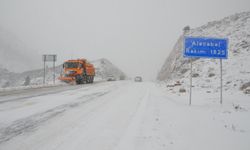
xmin=157 ymin=11 xmax=250 ymax=93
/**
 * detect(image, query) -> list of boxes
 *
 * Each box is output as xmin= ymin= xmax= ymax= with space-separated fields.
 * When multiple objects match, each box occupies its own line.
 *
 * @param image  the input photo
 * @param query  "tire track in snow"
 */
xmin=0 ymin=85 xmax=86 ymax=104
xmin=115 ymin=87 xmax=150 ymax=150
xmin=0 ymin=91 xmax=110 ymax=144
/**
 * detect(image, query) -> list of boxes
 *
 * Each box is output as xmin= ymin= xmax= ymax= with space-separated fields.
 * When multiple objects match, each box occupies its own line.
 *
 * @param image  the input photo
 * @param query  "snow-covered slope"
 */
xmin=0 ymin=65 xmax=16 ymax=88
xmin=157 ymin=12 xmax=250 ymax=93
xmin=0 ymin=58 xmax=127 ymax=88
xmin=92 ymin=58 xmax=127 ymax=81
xmin=0 ymin=65 xmax=62 ymax=88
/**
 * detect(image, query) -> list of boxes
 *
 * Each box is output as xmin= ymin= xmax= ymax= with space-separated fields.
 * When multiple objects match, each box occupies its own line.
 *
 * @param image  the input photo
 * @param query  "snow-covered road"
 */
xmin=0 ymin=81 xmax=249 ymax=150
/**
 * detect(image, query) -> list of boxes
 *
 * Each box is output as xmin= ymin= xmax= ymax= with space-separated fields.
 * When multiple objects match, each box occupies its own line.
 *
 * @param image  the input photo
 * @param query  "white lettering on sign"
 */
xmin=184 ymin=37 xmax=228 ymax=59
xmin=210 ymin=50 xmax=226 ymax=55
xmin=191 ymin=41 xmax=222 ymax=47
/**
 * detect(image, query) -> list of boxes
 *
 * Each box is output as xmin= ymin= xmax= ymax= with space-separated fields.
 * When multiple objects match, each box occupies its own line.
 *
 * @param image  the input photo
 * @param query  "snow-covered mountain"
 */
xmin=0 ymin=58 xmax=127 ymax=88
xmin=157 ymin=12 xmax=250 ymax=93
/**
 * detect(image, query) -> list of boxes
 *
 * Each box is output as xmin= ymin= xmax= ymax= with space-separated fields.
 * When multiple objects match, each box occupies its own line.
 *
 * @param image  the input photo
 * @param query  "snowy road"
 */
xmin=0 ymin=81 xmax=104 ymax=104
xmin=0 ymin=81 xmax=249 ymax=150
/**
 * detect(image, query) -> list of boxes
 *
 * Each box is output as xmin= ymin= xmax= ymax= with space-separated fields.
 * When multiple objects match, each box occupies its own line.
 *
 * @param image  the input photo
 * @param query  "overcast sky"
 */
xmin=0 ymin=0 xmax=249 ymax=80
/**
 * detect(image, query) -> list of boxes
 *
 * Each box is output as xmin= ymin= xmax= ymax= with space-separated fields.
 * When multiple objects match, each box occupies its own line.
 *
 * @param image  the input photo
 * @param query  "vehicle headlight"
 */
xmin=65 ymin=70 xmax=76 ymax=75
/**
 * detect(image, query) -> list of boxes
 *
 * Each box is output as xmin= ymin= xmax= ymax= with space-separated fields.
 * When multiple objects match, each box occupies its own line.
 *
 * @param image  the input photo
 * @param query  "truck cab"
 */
xmin=59 ymin=59 xmax=95 ymax=84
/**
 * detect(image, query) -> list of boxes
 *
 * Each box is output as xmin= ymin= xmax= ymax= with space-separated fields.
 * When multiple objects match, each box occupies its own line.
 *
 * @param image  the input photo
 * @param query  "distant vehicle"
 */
xmin=58 ymin=58 xmax=95 ymax=84
xmin=107 ymin=75 xmax=116 ymax=81
xmin=134 ymin=76 xmax=142 ymax=82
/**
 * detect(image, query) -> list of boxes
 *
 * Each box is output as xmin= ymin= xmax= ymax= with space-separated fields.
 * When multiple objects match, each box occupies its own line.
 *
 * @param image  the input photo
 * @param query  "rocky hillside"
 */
xmin=0 ymin=58 xmax=127 ymax=88
xmin=91 ymin=58 xmax=127 ymax=80
xmin=157 ymin=12 xmax=250 ymax=93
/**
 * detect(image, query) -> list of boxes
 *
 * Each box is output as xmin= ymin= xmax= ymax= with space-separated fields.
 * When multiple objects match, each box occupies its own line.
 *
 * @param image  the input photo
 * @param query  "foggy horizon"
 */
xmin=0 ymin=0 xmax=249 ymax=80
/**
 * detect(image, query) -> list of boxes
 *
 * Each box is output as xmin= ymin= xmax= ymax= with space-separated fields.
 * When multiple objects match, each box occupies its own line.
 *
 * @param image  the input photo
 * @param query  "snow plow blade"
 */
xmin=58 ymin=76 xmax=75 ymax=84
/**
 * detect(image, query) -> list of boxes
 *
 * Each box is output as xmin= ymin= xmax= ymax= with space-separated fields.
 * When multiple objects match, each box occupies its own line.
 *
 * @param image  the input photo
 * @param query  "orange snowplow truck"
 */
xmin=58 ymin=59 xmax=95 ymax=84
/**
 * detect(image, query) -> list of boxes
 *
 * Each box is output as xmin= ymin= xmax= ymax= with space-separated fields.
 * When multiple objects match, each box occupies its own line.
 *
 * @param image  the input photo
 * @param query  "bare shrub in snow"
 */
xmin=192 ymin=73 xmax=199 ymax=78
xmin=208 ymin=73 xmax=215 ymax=77
xmin=240 ymin=82 xmax=250 ymax=90
xmin=244 ymin=87 xmax=250 ymax=94
xmin=179 ymin=88 xmax=186 ymax=93
xmin=24 ymin=76 xmax=31 ymax=86
xmin=180 ymin=68 xmax=188 ymax=74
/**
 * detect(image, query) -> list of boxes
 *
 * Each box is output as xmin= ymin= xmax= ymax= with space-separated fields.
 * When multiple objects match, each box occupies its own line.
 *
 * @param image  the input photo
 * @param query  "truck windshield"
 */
xmin=64 ymin=62 xmax=78 ymax=68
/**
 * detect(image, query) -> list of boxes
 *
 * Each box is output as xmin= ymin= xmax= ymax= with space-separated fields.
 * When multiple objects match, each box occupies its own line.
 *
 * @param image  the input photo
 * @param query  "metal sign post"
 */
xmin=53 ymin=60 xmax=55 ymax=84
xmin=189 ymin=59 xmax=193 ymax=105
xmin=184 ymin=37 xmax=228 ymax=105
xmin=43 ymin=57 xmax=46 ymax=84
xmin=42 ymin=54 xmax=57 ymax=84
xmin=220 ymin=59 xmax=223 ymax=104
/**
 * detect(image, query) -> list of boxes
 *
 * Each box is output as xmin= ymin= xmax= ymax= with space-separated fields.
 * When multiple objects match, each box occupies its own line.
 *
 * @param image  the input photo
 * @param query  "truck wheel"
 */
xmin=75 ymin=75 xmax=83 ymax=84
xmin=86 ymin=76 xmax=90 ymax=84
xmin=82 ymin=76 xmax=87 ymax=84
